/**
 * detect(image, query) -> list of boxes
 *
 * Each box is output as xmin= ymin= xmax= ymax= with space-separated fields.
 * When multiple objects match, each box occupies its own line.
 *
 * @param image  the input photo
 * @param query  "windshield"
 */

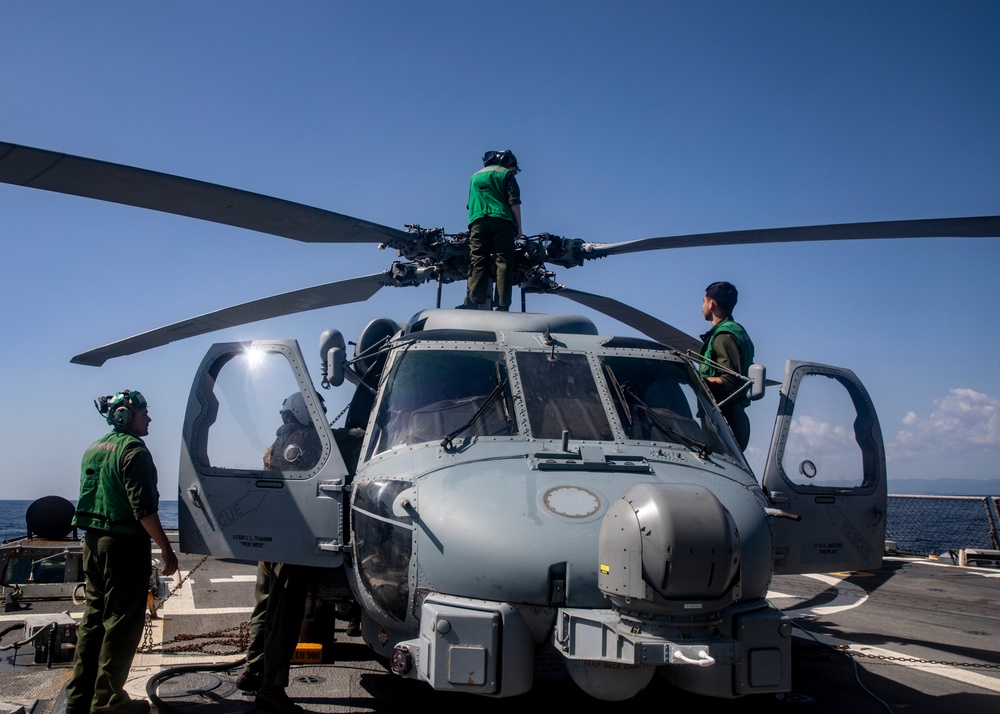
xmin=600 ymin=355 xmax=741 ymax=458
xmin=366 ymin=349 xmax=516 ymax=457
xmin=515 ymin=351 xmax=614 ymax=441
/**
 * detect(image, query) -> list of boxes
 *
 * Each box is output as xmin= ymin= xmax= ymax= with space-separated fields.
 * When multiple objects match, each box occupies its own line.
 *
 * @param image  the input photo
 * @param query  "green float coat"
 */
xmin=73 ymin=431 xmax=154 ymax=534
xmin=468 ymin=165 xmax=517 ymax=225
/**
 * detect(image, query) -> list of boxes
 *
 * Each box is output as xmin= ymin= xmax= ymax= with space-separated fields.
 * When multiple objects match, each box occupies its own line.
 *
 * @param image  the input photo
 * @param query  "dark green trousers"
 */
xmin=466 ymin=216 xmax=516 ymax=308
xmin=66 ymin=530 xmax=151 ymax=712
xmin=243 ymin=562 xmax=310 ymax=687
xmin=722 ymin=405 xmax=751 ymax=451
xmin=242 ymin=561 xmax=271 ymax=678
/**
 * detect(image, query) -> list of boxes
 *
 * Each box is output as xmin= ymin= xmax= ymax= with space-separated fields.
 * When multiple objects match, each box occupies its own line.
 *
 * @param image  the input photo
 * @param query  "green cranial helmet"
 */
xmin=95 ymin=390 xmax=148 ymax=427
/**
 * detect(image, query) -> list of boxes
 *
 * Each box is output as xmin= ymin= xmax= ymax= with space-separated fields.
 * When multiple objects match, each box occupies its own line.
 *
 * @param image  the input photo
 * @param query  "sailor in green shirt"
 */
xmin=459 ymin=150 xmax=522 ymax=311
xmin=66 ymin=390 xmax=178 ymax=714
xmin=699 ymin=281 xmax=755 ymax=450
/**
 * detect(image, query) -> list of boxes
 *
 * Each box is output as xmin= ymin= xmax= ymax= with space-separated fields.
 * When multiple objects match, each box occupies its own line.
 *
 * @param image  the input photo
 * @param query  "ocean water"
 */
xmin=885 ymin=495 xmax=1000 ymax=554
xmin=1 ymin=497 xmax=996 ymax=556
xmin=0 ymin=499 xmax=178 ymax=543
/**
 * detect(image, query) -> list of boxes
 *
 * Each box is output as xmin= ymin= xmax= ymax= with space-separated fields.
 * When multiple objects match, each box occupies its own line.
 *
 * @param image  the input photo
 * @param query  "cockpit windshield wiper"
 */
xmin=603 ymin=364 xmax=633 ymax=427
xmin=610 ymin=373 xmax=713 ymax=459
xmin=440 ymin=369 xmax=510 ymax=451
xmin=494 ymin=362 xmax=512 ymax=424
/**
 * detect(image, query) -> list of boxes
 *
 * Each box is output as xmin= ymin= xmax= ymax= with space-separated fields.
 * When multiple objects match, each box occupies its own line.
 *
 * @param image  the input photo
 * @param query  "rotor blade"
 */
xmin=552 ymin=287 xmax=702 ymax=352
xmin=582 ymin=216 xmax=1000 ymax=259
xmin=72 ymin=272 xmax=390 ymax=367
xmin=552 ymin=288 xmax=780 ymax=386
xmin=0 ymin=141 xmax=411 ymax=245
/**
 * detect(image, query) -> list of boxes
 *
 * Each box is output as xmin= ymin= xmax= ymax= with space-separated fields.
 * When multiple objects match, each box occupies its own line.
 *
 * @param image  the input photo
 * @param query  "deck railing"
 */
xmin=887 ymin=494 xmax=1000 ymax=555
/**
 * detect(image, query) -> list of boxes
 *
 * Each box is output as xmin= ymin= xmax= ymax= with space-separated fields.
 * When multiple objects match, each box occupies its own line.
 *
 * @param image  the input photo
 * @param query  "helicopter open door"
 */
xmin=762 ymin=361 xmax=887 ymax=575
xmin=178 ymin=340 xmax=349 ymax=567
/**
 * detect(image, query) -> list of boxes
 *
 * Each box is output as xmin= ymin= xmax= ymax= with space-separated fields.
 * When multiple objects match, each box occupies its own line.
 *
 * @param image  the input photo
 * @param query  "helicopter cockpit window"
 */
xmin=599 ymin=355 xmax=740 ymax=458
xmin=367 ymin=350 xmax=516 ymax=457
xmin=200 ymin=350 xmax=325 ymax=475
xmin=515 ymin=352 xmax=614 ymax=441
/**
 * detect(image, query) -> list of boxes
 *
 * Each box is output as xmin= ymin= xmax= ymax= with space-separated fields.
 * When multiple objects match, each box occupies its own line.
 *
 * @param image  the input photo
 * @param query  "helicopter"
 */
xmin=2 ymin=140 xmax=999 ymax=701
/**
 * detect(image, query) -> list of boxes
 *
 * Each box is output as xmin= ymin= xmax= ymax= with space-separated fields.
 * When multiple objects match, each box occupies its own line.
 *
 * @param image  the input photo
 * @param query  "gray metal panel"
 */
xmin=178 ymin=340 xmax=349 ymax=568
xmin=763 ymin=360 xmax=888 ymax=575
xmin=405 ymin=308 xmax=598 ymax=336
xmin=419 ymin=601 xmax=499 ymax=693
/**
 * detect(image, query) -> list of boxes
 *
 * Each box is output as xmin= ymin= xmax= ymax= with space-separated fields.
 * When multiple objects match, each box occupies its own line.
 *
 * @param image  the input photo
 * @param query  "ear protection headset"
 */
xmin=111 ymin=399 xmax=133 ymax=428
xmin=95 ymin=390 xmax=148 ymax=427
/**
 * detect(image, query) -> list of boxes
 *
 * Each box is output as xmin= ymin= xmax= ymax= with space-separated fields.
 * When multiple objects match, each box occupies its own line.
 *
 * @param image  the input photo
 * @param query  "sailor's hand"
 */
xmin=161 ymin=548 xmax=179 ymax=577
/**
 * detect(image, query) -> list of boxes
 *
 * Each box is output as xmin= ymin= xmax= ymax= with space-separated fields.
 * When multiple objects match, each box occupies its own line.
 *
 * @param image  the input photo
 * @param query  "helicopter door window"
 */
xmin=367 ymin=350 xmax=516 ymax=457
xmin=779 ymin=374 xmax=867 ymax=490
xmin=515 ymin=352 xmax=614 ymax=441
xmin=201 ymin=350 xmax=325 ymax=475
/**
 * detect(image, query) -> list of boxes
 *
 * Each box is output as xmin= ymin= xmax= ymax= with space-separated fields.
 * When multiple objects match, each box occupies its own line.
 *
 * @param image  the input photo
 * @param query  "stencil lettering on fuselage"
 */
xmin=187 ymin=492 xmax=266 ymax=549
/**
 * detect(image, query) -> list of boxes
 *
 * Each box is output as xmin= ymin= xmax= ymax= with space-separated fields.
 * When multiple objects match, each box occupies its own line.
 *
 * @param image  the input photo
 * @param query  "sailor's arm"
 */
xmin=140 ymin=513 xmax=178 ymax=577
xmin=122 ymin=445 xmax=179 ymax=576
xmin=507 ymin=173 xmax=522 ymax=239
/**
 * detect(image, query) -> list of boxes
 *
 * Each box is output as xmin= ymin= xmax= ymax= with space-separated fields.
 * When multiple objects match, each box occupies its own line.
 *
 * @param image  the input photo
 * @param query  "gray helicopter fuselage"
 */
xmin=348 ymin=313 xmax=770 ymax=630
xmin=179 ymin=309 xmax=886 ymax=700
xmin=362 ymin=445 xmax=771 ymax=608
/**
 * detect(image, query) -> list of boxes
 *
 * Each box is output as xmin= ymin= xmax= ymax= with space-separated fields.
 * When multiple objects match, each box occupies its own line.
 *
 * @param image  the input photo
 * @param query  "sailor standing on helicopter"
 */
xmin=699 ymin=281 xmax=755 ymax=451
xmin=459 ymin=149 xmax=522 ymax=312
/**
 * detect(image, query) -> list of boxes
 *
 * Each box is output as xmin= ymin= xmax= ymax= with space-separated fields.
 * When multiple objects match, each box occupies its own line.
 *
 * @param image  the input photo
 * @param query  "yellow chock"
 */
xmin=292 ymin=642 xmax=322 ymax=664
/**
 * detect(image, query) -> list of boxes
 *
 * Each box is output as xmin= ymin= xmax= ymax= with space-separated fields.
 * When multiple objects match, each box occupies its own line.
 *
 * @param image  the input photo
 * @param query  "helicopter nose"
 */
xmin=598 ymin=482 xmax=739 ymax=609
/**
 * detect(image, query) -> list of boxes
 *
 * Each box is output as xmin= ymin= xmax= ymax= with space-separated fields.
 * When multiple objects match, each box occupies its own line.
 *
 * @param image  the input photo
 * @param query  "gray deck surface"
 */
xmin=2 ymin=537 xmax=997 ymax=714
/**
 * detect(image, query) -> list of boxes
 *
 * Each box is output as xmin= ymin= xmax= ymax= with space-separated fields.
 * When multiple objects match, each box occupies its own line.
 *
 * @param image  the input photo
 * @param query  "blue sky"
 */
xmin=1 ymin=2 xmax=998 ymax=500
